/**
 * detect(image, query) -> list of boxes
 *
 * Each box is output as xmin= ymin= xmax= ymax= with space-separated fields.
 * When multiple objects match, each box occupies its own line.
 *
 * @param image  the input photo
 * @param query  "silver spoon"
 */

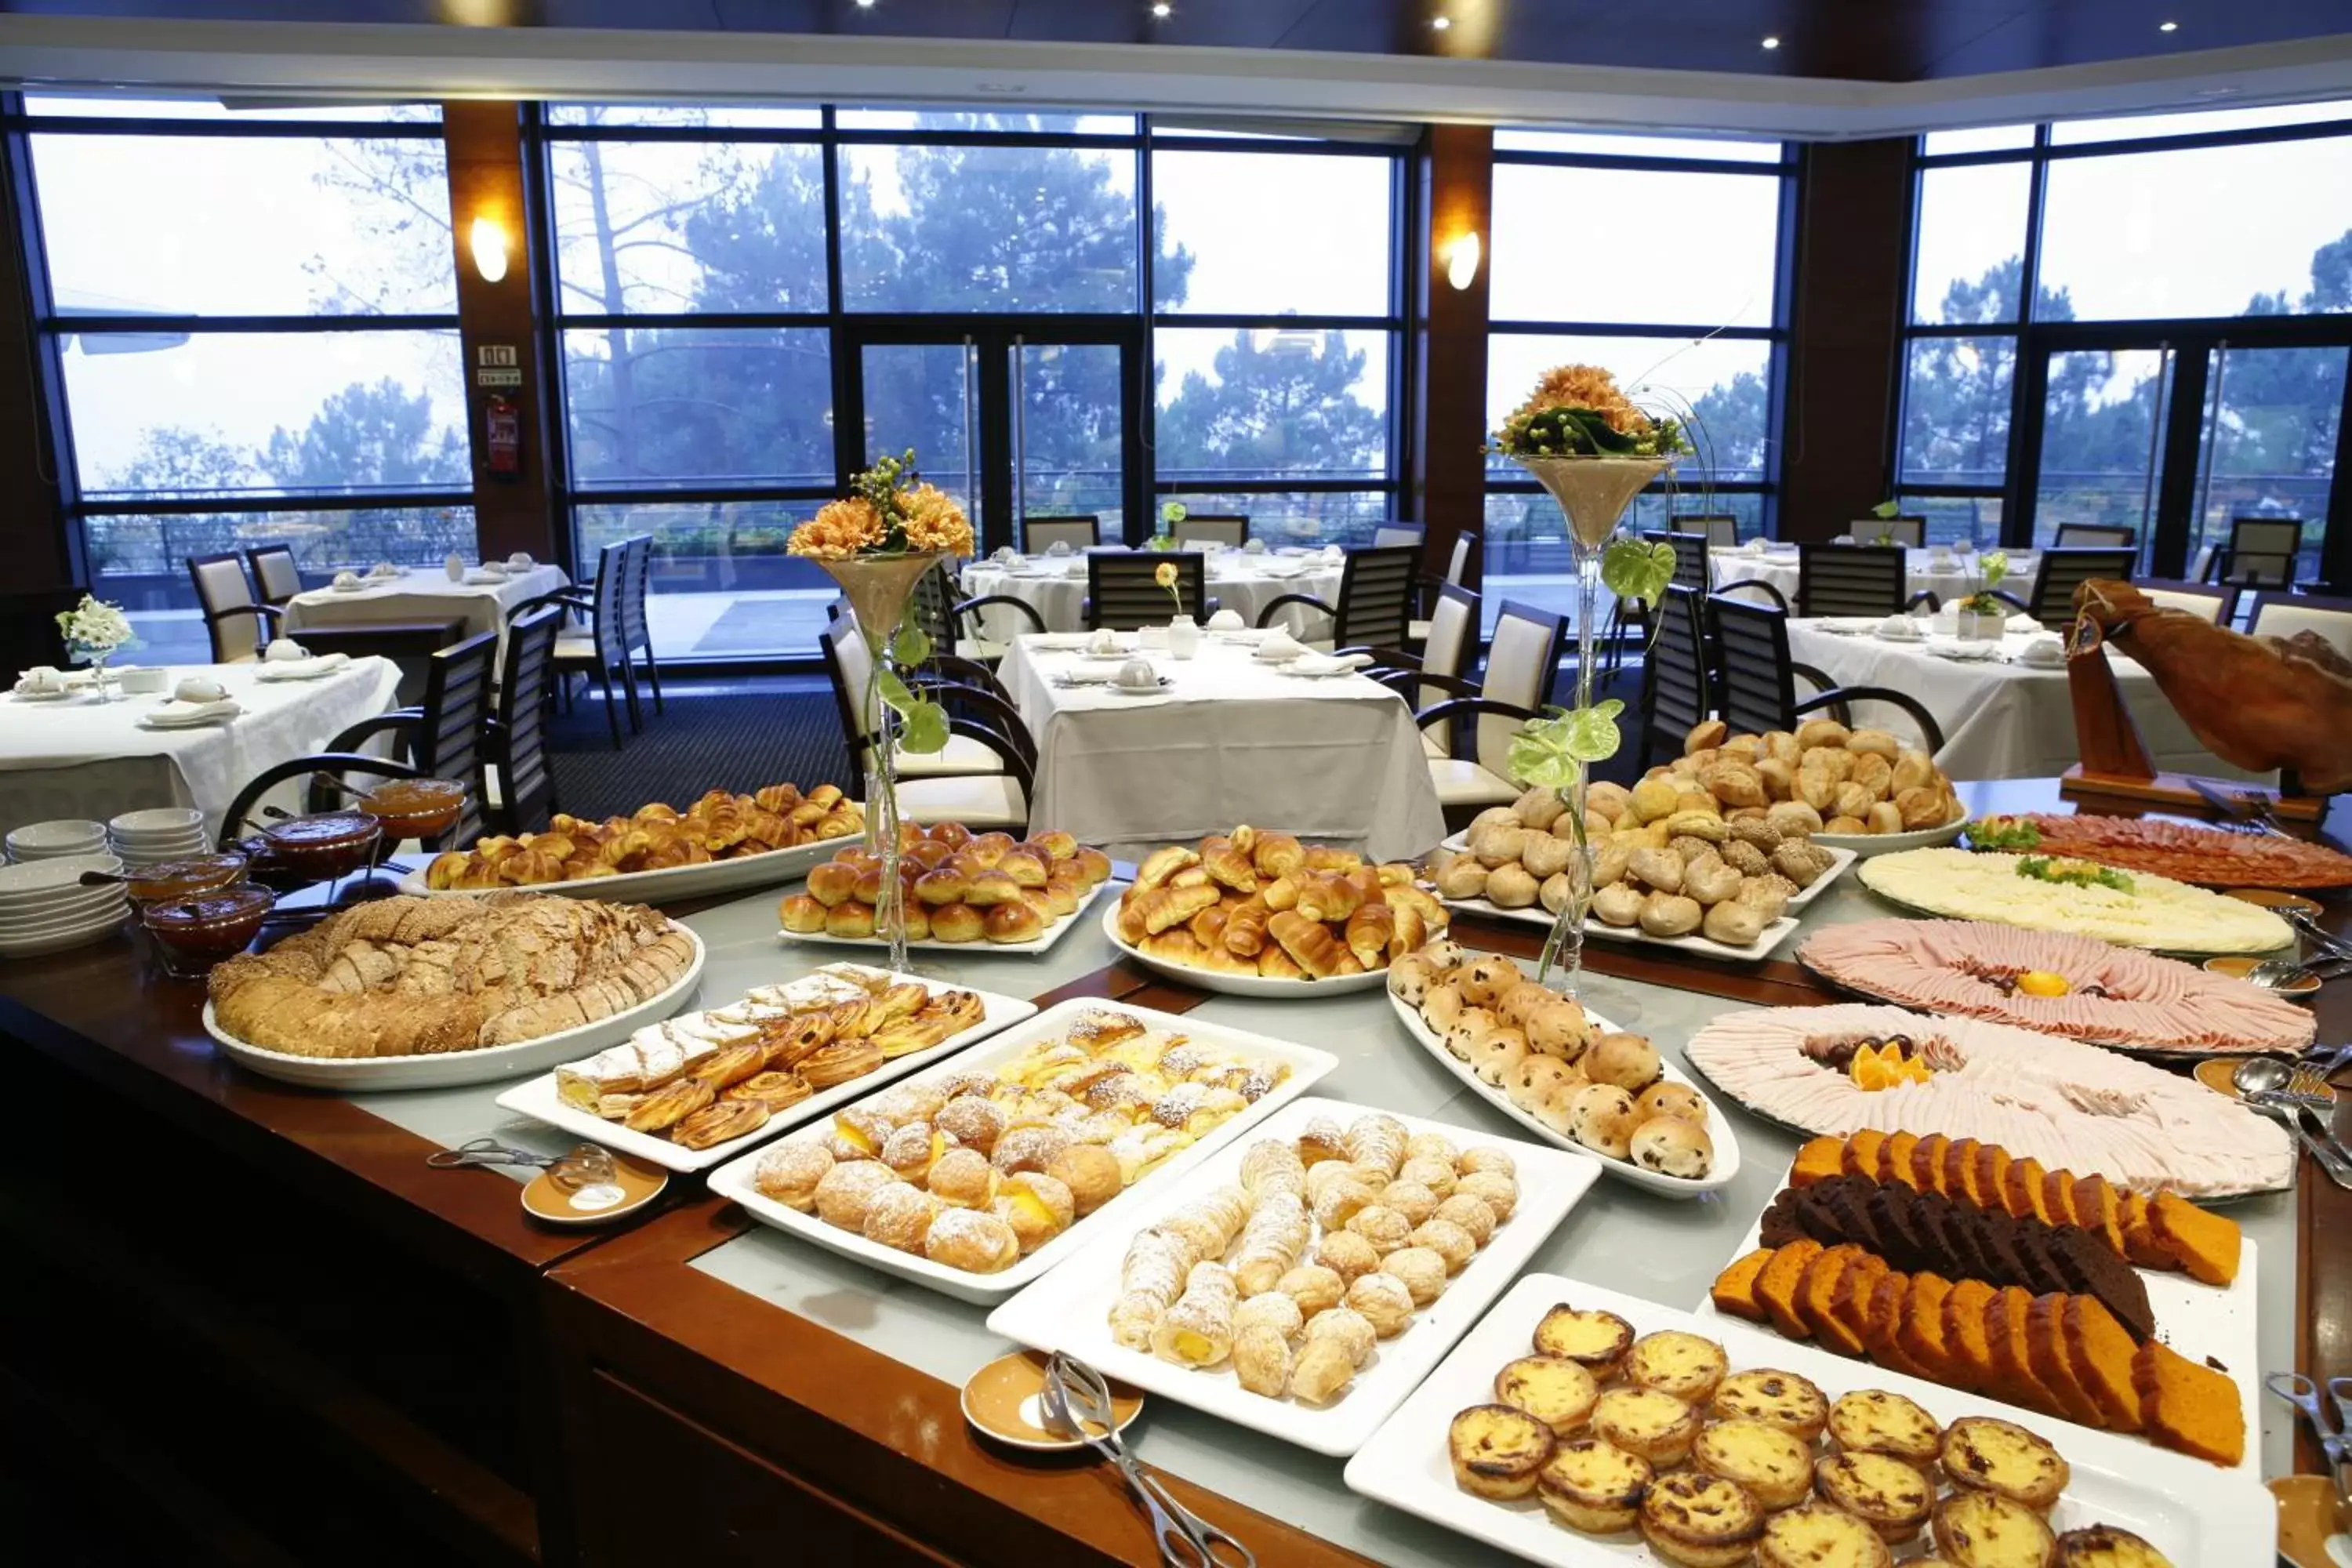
xmin=2235 ymin=1058 xmax=2352 ymax=1189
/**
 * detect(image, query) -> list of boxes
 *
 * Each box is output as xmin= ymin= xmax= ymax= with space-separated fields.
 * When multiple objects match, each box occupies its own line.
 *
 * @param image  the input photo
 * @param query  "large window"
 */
xmin=1900 ymin=103 xmax=2352 ymax=574
xmin=1483 ymin=130 xmax=1791 ymax=631
xmin=20 ymin=96 xmax=469 ymax=662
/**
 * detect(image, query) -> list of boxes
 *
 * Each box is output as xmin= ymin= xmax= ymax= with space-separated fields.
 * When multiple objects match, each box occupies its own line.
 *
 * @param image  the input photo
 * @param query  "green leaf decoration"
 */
xmin=890 ymin=622 xmax=932 ymax=668
xmin=875 ymin=667 xmax=917 ymax=712
xmin=1871 ymin=499 xmax=1900 ymax=520
xmin=1602 ymin=539 xmax=1677 ymax=605
xmin=898 ymin=699 xmax=950 ymax=755
xmin=1507 ymin=699 xmax=1625 ymax=788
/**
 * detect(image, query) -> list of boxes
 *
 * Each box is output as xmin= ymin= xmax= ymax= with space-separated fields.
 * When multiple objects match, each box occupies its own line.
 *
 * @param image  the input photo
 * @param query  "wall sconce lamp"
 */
xmin=470 ymin=216 xmax=510 ymax=284
xmin=1445 ymin=229 xmax=1482 ymax=291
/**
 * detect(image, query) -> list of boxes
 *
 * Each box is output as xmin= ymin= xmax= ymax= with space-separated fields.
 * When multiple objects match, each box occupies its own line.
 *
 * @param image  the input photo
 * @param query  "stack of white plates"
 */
xmin=107 ymin=807 xmax=210 ymax=866
xmin=0 ymin=851 xmax=129 ymax=956
xmin=5 ymin=818 xmax=107 ymax=862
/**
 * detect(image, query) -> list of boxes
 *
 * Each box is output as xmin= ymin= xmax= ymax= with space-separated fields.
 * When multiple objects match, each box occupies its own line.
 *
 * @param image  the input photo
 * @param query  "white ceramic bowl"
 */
xmin=10 ymin=841 xmax=114 ymax=862
xmin=6 ymin=819 xmax=107 ymax=854
xmin=110 ymin=808 xmax=205 ymax=837
xmin=112 ymin=833 xmax=211 ymax=855
xmin=0 ymin=904 xmax=127 ymax=938
xmin=0 ymin=854 xmax=122 ymax=899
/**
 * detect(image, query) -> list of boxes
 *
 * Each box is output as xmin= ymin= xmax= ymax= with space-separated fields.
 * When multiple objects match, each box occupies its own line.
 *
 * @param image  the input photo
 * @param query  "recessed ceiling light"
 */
xmin=2158 ymin=20 xmax=2179 ymax=31
xmin=856 ymin=0 xmax=875 ymax=7
xmin=1761 ymin=35 xmax=1781 ymax=49
xmin=1150 ymin=2 xmax=1171 ymax=16
xmin=1432 ymin=16 xmax=1452 ymax=31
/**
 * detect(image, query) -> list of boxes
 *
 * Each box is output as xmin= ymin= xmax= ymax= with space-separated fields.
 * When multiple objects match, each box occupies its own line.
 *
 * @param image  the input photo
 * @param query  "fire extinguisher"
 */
xmin=484 ymin=392 xmax=521 ymax=481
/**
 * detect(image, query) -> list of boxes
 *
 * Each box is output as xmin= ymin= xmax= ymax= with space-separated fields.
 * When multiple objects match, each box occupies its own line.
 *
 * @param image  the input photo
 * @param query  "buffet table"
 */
xmin=0 ymin=655 xmax=403 ymax=838
xmin=960 ymin=554 xmax=1346 ymax=641
xmin=2 ymin=779 xmax=2339 ymax=1566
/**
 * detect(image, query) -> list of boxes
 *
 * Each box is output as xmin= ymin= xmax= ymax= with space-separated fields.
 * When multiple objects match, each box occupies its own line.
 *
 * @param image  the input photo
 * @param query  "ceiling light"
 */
xmin=1760 ymin=35 xmax=1780 ymax=49
xmin=2158 ymin=20 xmax=2178 ymax=31
xmin=1150 ymin=2 xmax=1171 ymax=16
xmin=856 ymin=0 xmax=875 ymax=8
xmin=1431 ymin=16 xmax=1451 ymax=31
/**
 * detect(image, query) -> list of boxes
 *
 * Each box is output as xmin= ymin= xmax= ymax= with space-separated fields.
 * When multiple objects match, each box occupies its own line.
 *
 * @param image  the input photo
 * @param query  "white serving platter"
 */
xmin=985 ymin=1095 xmax=1599 ymax=1457
xmin=779 ymin=875 xmax=1116 ymax=957
xmin=397 ymin=833 xmax=846 ymax=906
xmin=1102 ymin=902 xmax=1395 ymax=997
xmin=1813 ymin=814 xmax=1969 ymax=858
xmin=1692 ymin=1211 xmax=2263 ymax=1476
xmin=1439 ymin=895 xmax=1805 ymax=962
xmin=1344 ymin=1273 xmax=2271 ymax=1568
xmin=1384 ymin=985 xmax=1740 ymax=1200
xmin=494 ymin=967 xmax=1039 ymax=1173
xmin=1438 ymin=835 xmax=1855 ymax=916
xmin=704 ymin=999 xmax=1338 ymax=1305
xmin=202 ymin=924 xmax=706 ymax=1091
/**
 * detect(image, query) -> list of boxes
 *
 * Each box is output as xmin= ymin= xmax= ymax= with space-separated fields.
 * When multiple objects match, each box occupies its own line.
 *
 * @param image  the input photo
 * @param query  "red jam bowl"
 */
xmin=361 ymin=779 xmax=466 ymax=841
xmin=143 ymin=884 xmax=276 ymax=978
xmin=260 ymin=810 xmax=383 ymax=880
xmin=124 ymin=852 xmax=248 ymax=906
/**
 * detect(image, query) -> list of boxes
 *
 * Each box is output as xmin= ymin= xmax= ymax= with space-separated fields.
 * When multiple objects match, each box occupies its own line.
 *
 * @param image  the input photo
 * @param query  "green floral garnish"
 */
xmin=2016 ymin=855 xmax=2132 ymax=893
xmin=1967 ymin=815 xmax=2042 ymax=852
xmin=880 ymin=622 xmax=949 ymax=753
xmin=1602 ymin=539 xmax=1677 ymax=607
xmin=1962 ymin=550 xmax=2012 ymax=616
xmin=1510 ymin=700 xmax=1625 ymax=787
xmin=1160 ymin=501 xmax=1188 ymax=526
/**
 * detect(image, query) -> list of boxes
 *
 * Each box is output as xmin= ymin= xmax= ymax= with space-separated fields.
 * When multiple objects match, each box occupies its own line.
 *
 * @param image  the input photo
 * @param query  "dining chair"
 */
xmin=216 ymin=753 xmax=428 ymax=857
xmin=187 ymin=552 xmax=284 ymax=663
xmin=244 ymin=544 xmax=306 ymax=607
xmin=2054 ymin=524 xmax=2137 ymax=550
xmin=2249 ymin=591 xmax=2352 ymax=659
xmin=1254 ymin=545 xmax=1418 ymax=650
xmin=2131 ymin=578 xmax=2237 ymax=626
xmin=2208 ymin=517 xmax=2303 ymax=589
xmin=1411 ymin=599 xmax=1566 ymax=828
xmin=1086 ymin=552 xmax=1207 ymax=630
xmin=518 ymin=539 xmax=636 ymax=750
xmin=619 ymin=534 xmax=664 ymax=721
xmin=1674 ymin=514 xmax=1741 ymax=551
xmin=1372 ymin=522 xmax=1425 ymax=552
xmin=1606 ymin=530 xmax=1711 ymax=674
xmin=1352 ymin=583 xmax=1481 ymax=755
xmin=483 ymin=604 xmax=562 ymax=835
xmin=1639 ymin=584 xmax=1713 ymax=768
xmin=1021 ymin=515 xmax=1100 ymax=553
xmin=927 ymin=559 xmax=1047 ymax=663
xmin=1173 ymin=514 xmax=1248 ymax=549
xmin=2010 ymin=548 xmax=2136 ymax=624
xmin=1709 ymin=595 xmax=1945 ymax=754
xmin=1853 ymin=516 xmax=1926 ymax=547
xmin=1409 ymin=530 xmax=1479 ymax=645
xmin=821 ymin=616 xmax=1031 ymax=830
xmin=1797 ymin=543 xmax=1934 ymax=618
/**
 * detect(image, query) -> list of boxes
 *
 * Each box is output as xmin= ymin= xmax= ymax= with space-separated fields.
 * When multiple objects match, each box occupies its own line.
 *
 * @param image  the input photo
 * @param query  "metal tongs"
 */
xmin=427 ymin=1137 xmax=617 ymax=1192
xmin=2264 ymin=1371 xmax=2352 ymax=1511
xmin=1042 ymin=1352 xmax=1252 ymax=1568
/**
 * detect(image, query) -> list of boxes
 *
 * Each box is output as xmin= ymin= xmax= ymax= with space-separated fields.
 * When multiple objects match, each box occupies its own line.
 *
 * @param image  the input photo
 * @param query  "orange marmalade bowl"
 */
xmin=361 ymin=778 xmax=466 ymax=840
xmin=260 ymin=810 xmax=383 ymax=880
xmin=143 ymin=884 xmax=276 ymax=978
xmin=125 ymin=852 xmax=249 ymax=906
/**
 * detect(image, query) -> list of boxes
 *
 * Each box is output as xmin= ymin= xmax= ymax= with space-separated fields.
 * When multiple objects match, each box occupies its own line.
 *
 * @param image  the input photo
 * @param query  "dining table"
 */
xmin=994 ymin=629 xmax=1446 ymax=862
xmin=1711 ymin=543 xmax=2042 ymax=611
xmin=960 ymin=549 xmax=1348 ymax=642
xmin=0 ymin=655 xmax=404 ymax=840
xmin=1786 ymin=614 xmax=2259 ymax=782
xmin=282 ymin=562 xmax=572 ymax=656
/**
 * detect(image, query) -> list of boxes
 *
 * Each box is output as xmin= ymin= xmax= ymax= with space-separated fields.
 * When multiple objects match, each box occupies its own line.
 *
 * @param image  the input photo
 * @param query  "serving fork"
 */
xmin=1042 ymin=1352 xmax=1250 ymax=1568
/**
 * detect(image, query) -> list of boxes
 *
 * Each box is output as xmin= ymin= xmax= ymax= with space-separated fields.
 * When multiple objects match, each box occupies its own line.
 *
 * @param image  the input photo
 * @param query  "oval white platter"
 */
xmin=1813 ymin=812 xmax=1968 ymax=857
xmin=1437 ymin=834 xmax=1854 ymax=916
xmin=779 ymin=876 xmax=1115 ymax=958
xmin=1438 ymin=894 xmax=1803 ymax=962
xmin=396 ymin=835 xmax=844 ymax=907
xmin=202 ymin=924 xmax=706 ymax=1091
xmin=1102 ymin=901 xmax=1392 ymax=997
xmin=1384 ymin=983 xmax=1740 ymax=1199
xmin=984 ymin=1095 xmax=1602 ymax=1457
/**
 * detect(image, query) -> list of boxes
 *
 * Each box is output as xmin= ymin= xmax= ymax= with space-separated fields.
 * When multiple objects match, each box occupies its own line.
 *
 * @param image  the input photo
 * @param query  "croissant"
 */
xmin=1136 ymin=846 xmax=1200 ymax=889
xmin=1303 ymin=847 xmax=1363 ymax=875
xmin=1344 ymin=902 xmax=1396 ymax=967
xmin=1294 ymin=872 xmax=1363 ymax=924
xmin=1261 ymin=875 xmax=1301 ymax=912
xmin=1251 ymin=832 xmax=1305 ymax=878
xmin=424 ymin=851 xmax=468 ymax=890
xmin=806 ymin=784 xmax=844 ymax=810
xmin=1269 ymin=910 xmax=1348 ymax=979
xmin=500 ymin=847 xmax=568 ymax=885
xmin=1222 ymin=895 xmax=1271 ymax=956
xmin=1141 ymin=927 xmax=1209 ymax=966
xmin=1189 ymin=903 xmax=1232 ymax=949
xmin=753 ymin=782 xmax=802 ymax=813
xmin=1126 ymin=880 xmax=1221 ymax=936
xmin=1200 ymin=840 xmax=1259 ymax=894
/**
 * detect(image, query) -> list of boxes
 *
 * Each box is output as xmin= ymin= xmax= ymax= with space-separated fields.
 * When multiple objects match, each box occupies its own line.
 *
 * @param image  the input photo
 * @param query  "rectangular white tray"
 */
xmin=1693 ymin=1210 xmax=2263 ymax=1476
xmin=1345 ymin=1273 xmax=2272 ymax=1567
xmin=397 ymin=833 xmax=843 ymax=906
xmin=776 ymin=876 xmax=1116 ymax=957
xmin=494 ymin=966 xmax=1036 ymax=1174
xmin=1441 ymin=895 xmax=1802 ymax=961
xmin=704 ymin=999 xmax=1339 ymax=1305
xmin=985 ymin=1095 xmax=1601 ymax=1457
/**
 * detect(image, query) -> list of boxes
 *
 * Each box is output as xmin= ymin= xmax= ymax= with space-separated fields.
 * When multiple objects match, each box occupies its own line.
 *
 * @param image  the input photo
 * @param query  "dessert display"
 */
xmin=1683 ymin=1003 xmax=2292 ymax=1196
xmin=1857 ymin=848 xmax=2292 ymax=954
xmin=1711 ymin=1134 xmax=2248 ymax=1468
xmin=748 ymin=1007 xmax=1291 ymax=1275
xmin=1105 ymin=1116 xmax=1520 ymax=1407
xmin=423 ymin=785 xmax=863 ymax=888
xmin=143 ymin=883 xmax=276 ymax=978
xmin=206 ymin=893 xmax=695 ymax=1057
xmin=1970 ymin=811 xmax=2352 ymax=889
xmin=1443 ymin=1299 xmax=2169 ymax=1563
xmin=1427 ymin=778 xmax=1845 ymax=950
xmin=779 ymin=821 xmax=1113 ymax=946
xmin=1798 ymin=918 xmax=2315 ymax=1056
xmin=1110 ymin=826 xmax=1447 ymax=982
xmin=1388 ymin=938 xmax=1724 ymax=1185
xmin=542 ymin=966 xmax=987 ymax=1155
xmin=360 ymin=777 xmax=468 ymax=842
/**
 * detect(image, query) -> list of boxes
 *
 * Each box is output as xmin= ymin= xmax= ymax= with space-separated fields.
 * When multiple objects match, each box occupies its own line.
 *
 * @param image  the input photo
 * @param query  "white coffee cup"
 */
xmin=263 ymin=637 xmax=307 ymax=663
xmin=332 ymin=569 xmax=362 ymax=589
xmin=507 ymin=552 xmax=534 ymax=570
xmin=1116 ymin=658 xmax=1158 ymax=690
xmin=175 ymin=677 xmax=228 ymax=704
xmin=1207 ymin=608 xmax=1244 ymax=630
xmin=19 ymin=665 xmax=62 ymax=692
xmin=118 ymin=666 xmax=168 ymax=694
xmin=1137 ymin=626 xmax=1169 ymax=649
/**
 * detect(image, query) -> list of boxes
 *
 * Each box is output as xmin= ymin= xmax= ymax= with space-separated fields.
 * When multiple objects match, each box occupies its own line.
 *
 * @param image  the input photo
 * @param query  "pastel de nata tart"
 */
xmin=1759 ymin=1505 xmax=1896 ymax=1568
xmin=1709 ymin=1367 xmax=1830 ymax=1441
xmin=1624 ymin=1328 xmax=1731 ymax=1403
xmin=1933 ymin=1490 xmax=2057 ymax=1568
xmin=2053 ymin=1525 xmax=2177 ymax=1567
xmin=1813 ymin=1450 xmax=1935 ymax=1544
xmin=1639 ymin=1472 xmax=1766 ymax=1568
xmin=1532 ymin=1304 xmax=1636 ymax=1375
xmin=1827 ymin=1387 xmax=1945 ymax=1467
xmin=1691 ymin=1417 xmax=1814 ymax=1512
xmin=1592 ymin=1386 xmax=1703 ymax=1468
xmin=1448 ymin=1403 xmax=1555 ymax=1500
xmin=1492 ymin=1355 xmax=1600 ymax=1436
xmin=1939 ymin=1415 xmax=2070 ymax=1514
xmin=1535 ymin=1436 xmax=1652 ymax=1533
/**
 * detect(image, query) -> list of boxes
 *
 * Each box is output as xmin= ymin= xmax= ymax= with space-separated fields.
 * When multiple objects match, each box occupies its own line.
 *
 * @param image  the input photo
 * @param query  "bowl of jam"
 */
xmin=259 ymin=810 xmax=383 ymax=882
xmin=361 ymin=779 xmax=467 ymax=842
xmin=143 ymin=883 xmax=276 ymax=978
xmin=124 ymin=852 xmax=249 ymax=906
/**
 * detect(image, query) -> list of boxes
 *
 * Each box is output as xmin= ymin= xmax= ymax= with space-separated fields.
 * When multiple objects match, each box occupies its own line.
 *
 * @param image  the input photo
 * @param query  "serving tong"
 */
xmin=1041 ymin=1352 xmax=1251 ymax=1568
xmin=427 ymin=1137 xmax=618 ymax=1192
xmin=2267 ymin=1372 xmax=2352 ymax=1512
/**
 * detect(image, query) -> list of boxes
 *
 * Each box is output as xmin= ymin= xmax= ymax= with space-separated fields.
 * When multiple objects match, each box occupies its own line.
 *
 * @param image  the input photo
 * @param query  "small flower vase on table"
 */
xmin=55 ymin=593 xmax=135 ymax=706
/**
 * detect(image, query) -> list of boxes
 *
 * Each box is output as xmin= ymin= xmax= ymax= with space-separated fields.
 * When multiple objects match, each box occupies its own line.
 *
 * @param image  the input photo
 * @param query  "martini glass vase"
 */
xmin=1515 ymin=454 xmax=1674 ymax=996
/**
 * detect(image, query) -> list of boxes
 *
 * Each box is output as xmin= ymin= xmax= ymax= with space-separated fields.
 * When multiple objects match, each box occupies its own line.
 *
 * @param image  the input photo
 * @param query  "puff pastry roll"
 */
xmin=1238 ymin=1138 xmax=1306 ymax=1202
xmin=1109 ymin=1225 xmax=1197 ymax=1347
xmin=1158 ymin=1184 xmax=1250 ymax=1263
xmin=1149 ymin=1262 xmax=1238 ymax=1368
xmin=1232 ymin=1325 xmax=1292 ymax=1399
xmin=1343 ymin=1113 xmax=1409 ymax=1179
xmin=1232 ymin=1191 xmax=1311 ymax=1298
xmin=1286 ymin=1338 xmax=1356 ymax=1404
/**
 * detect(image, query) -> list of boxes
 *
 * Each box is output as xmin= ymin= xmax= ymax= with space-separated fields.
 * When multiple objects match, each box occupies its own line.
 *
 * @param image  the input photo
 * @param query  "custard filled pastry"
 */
xmin=1150 ymin=1262 xmax=1240 ymax=1368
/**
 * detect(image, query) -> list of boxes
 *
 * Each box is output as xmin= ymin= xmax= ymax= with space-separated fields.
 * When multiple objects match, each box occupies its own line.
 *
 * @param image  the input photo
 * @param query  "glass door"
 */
xmin=853 ymin=336 xmax=983 ymax=537
xmin=2031 ymin=346 xmax=2172 ymax=555
xmin=2188 ymin=343 xmax=2346 ymax=586
xmin=1009 ymin=337 xmax=1126 ymax=547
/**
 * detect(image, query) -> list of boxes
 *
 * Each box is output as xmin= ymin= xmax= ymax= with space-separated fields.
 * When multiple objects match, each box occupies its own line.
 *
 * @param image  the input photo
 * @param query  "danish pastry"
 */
xmin=672 ymin=1097 xmax=769 ymax=1151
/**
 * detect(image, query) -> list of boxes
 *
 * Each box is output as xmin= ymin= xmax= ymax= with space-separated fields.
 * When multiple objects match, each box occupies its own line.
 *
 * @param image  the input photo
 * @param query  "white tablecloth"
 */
xmin=960 ymin=555 xmax=1348 ymax=641
xmin=284 ymin=564 xmax=572 ymax=654
xmin=1786 ymin=620 xmax=2259 ymax=784
xmin=1711 ymin=547 xmax=2041 ymax=612
xmin=0 ymin=657 xmax=405 ymax=840
xmin=996 ymin=634 xmax=1447 ymax=862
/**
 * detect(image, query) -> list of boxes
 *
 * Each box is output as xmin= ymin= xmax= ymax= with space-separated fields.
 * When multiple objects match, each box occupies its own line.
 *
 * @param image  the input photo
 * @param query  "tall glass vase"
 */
xmin=818 ymin=551 xmax=946 ymax=975
xmin=1515 ymin=455 xmax=1675 ymax=996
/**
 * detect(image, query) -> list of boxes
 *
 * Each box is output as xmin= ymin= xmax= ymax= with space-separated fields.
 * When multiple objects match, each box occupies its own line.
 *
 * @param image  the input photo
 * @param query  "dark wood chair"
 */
xmin=1797 ymin=543 xmax=1936 ymax=617
xmin=2206 ymin=517 xmax=2303 ymax=589
xmin=2053 ymin=524 xmax=2137 ymax=549
xmin=215 ymin=753 xmax=427 ymax=855
xmin=820 ymin=617 xmax=1032 ymax=831
xmin=1710 ymin=594 xmax=1944 ymax=753
xmin=1171 ymin=514 xmax=1248 ymax=549
xmin=485 ymin=604 xmax=563 ymax=835
xmin=321 ymin=630 xmax=501 ymax=851
xmin=1021 ymin=515 xmax=1100 ymax=553
xmin=187 ymin=552 xmax=283 ymax=662
xmin=2021 ymin=547 xmax=2136 ymax=623
xmin=619 ymin=535 xmax=664 ymax=721
xmin=1640 ymin=584 xmax=1713 ymax=768
xmin=2131 ymin=578 xmax=2237 ymax=626
xmin=520 ymin=539 xmax=635 ymax=750
xmin=1086 ymin=553 xmax=1207 ymax=630
xmin=243 ymin=545 xmax=305 ymax=606
xmin=1674 ymin=514 xmax=1740 ymax=550
xmin=2248 ymin=590 xmax=2352 ymax=658
xmin=1254 ymin=545 xmax=1418 ymax=648
xmin=1371 ymin=522 xmax=1425 ymax=551
xmin=1606 ymin=529 xmax=1711 ymax=673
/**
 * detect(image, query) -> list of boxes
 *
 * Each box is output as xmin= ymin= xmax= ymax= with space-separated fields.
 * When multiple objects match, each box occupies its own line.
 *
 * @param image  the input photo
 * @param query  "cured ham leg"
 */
xmin=2073 ymin=580 xmax=2352 ymax=793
